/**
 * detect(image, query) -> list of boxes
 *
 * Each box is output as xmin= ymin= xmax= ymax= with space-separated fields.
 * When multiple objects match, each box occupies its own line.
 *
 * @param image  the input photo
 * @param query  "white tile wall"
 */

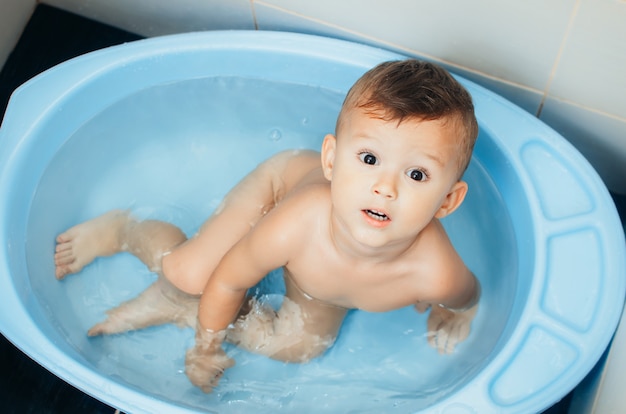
xmin=253 ymin=1 xmax=547 ymax=115
xmin=256 ymin=0 xmax=576 ymax=92
xmin=548 ymin=0 xmax=626 ymax=120
xmin=2 ymin=0 xmax=625 ymax=194
xmin=42 ymin=0 xmax=255 ymax=37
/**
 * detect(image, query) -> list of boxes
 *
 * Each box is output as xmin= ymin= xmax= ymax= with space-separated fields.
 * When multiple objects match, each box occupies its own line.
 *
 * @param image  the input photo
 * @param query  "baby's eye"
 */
xmin=408 ymin=169 xmax=427 ymax=182
xmin=359 ymin=152 xmax=378 ymax=165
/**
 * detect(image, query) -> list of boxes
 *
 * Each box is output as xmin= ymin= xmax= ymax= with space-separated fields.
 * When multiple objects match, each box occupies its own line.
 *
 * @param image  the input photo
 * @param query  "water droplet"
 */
xmin=301 ymin=117 xmax=309 ymax=126
xmin=268 ymin=128 xmax=282 ymax=141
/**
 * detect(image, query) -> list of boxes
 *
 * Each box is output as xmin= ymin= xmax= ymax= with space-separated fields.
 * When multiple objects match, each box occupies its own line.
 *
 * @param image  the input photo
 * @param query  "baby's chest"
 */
xmin=285 ymin=259 xmax=424 ymax=311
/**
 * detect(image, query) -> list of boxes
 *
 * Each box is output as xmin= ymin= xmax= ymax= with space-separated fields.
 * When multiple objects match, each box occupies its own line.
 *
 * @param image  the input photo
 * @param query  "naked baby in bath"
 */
xmin=54 ymin=59 xmax=481 ymax=392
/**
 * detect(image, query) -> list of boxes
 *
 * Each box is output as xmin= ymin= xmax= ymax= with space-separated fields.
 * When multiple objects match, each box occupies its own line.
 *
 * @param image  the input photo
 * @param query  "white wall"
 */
xmin=41 ymin=0 xmax=256 ymax=36
xmin=0 ymin=0 xmax=36 ymax=70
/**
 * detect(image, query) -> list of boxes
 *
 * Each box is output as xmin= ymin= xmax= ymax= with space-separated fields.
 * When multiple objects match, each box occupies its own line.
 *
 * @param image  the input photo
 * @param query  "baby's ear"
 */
xmin=435 ymin=180 xmax=468 ymax=218
xmin=321 ymin=134 xmax=337 ymax=181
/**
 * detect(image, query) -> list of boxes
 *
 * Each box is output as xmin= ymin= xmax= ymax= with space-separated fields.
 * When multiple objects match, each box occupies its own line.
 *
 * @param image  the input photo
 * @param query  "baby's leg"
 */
xmin=54 ymin=209 xmax=187 ymax=279
xmin=89 ymin=276 xmax=199 ymax=336
xmin=162 ymin=150 xmax=320 ymax=294
xmin=55 ymin=210 xmax=195 ymax=335
xmin=226 ymin=273 xmax=347 ymax=362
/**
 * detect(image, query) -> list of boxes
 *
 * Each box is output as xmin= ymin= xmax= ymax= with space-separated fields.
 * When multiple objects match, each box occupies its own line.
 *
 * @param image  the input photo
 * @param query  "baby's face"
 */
xmin=323 ymin=107 xmax=465 ymax=249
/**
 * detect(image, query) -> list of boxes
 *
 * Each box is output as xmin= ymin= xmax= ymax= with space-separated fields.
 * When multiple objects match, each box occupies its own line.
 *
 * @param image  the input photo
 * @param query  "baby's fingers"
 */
xmin=428 ymin=326 xmax=455 ymax=354
xmin=185 ymin=360 xmax=222 ymax=392
xmin=185 ymin=347 xmax=234 ymax=392
xmin=453 ymin=319 xmax=471 ymax=344
xmin=427 ymin=317 xmax=468 ymax=354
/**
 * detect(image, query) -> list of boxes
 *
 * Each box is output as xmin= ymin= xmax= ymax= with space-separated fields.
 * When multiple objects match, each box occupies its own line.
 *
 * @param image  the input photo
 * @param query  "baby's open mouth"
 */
xmin=364 ymin=209 xmax=389 ymax=221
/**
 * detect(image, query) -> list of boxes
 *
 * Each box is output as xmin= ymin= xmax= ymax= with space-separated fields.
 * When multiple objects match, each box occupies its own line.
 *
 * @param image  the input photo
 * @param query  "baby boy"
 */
xmin=54 ymin=59 xmax=480 ymax=392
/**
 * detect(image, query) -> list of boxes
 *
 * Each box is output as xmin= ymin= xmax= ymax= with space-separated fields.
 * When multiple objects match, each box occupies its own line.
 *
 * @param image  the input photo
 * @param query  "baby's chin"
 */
xmin=348 ymin=228 xmax=401 ymax=250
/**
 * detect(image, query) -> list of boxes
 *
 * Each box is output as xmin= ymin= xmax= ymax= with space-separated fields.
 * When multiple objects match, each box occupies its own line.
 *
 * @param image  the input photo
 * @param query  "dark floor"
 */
xmin=1 ymin=4 xmax=624 ymax=413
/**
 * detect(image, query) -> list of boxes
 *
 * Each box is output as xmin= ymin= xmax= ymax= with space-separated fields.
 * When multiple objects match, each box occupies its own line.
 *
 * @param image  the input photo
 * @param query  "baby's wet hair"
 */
xmin=337 ymin=59 xmax=479 ymax=178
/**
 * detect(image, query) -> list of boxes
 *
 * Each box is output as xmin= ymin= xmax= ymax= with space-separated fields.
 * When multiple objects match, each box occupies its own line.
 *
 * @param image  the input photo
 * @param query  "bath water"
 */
xmin=26 ymin=77 xmax=516 ymax=412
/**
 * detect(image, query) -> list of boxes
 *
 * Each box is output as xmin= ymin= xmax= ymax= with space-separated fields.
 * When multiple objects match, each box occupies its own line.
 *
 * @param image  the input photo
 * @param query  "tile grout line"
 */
xmin=250 ymin=0 xmax=259 ymax=30
xmin=254 ymin=1 xmax=626 ymax=123
xmin=252 ymin=1 xmax=542 ymax=94
xmin=544 ymin=94 xmax=626 ymax=123
xmin=536 ymin=0 xmax=582 ymax=118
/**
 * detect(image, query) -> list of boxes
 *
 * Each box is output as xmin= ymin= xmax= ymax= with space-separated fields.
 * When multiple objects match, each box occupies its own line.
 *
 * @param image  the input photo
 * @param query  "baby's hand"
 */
xmin=425 ymin=304 xmax=478 ymax=354
xmin=185 ymin=328 xmax=235 ymax=393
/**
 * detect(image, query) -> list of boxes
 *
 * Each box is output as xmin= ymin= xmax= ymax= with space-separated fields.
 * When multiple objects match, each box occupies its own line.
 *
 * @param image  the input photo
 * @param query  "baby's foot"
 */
xmin=88 ymin=277 xmax=199 ymax=336
xmin=54 ymin=210 xmax=131 ymax=280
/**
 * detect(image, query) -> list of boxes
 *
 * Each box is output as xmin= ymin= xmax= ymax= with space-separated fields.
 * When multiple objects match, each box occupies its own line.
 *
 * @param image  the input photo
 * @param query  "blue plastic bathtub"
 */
xmin=0 ymin=31 xmax=624 ymax=413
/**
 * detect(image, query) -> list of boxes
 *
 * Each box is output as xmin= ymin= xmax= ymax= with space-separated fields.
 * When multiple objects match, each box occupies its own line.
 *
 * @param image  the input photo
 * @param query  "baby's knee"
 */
xmin=272 ymin=298 xmax=339 ymax=361
xmin=232 ymin=331 xmax=334 ymax=363
xmin=288 ymin=333 xmax=336 ymax=362
xmin=161 ymin=249 xmax=205 ymax=295
xmin=149 ymin=225 xmax=186 ymax=259
xmin=226 ymin=296 xmax=339 ymax=362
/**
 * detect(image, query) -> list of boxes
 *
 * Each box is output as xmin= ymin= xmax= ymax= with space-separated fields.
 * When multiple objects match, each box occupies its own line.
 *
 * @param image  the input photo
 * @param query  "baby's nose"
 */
xmin=372 ymin=175 xmax=397 ymax=199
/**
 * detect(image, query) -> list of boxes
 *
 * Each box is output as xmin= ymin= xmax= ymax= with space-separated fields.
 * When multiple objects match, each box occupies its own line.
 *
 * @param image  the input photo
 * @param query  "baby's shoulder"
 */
xmin=252 ymin=182 xmax=329 ymax=252
xmin=273 ymin=149 xmax=321 ymax=173
xmin=268 ymin=181 xmax=330 ymax=225
xmin=287 ymin=179 xmax=330 ymax=205
xmin=416 ymin=220 xmax=465 ymax=274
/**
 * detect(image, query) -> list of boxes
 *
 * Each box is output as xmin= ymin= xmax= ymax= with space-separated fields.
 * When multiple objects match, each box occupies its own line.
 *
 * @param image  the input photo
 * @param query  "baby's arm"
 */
xmin=185 ymin=201 xmax=301 ymax=391
xmin=184 ymin=257 xmax=248 ymax=392
xmin=416 ymin=270 xmax=481 ymax=354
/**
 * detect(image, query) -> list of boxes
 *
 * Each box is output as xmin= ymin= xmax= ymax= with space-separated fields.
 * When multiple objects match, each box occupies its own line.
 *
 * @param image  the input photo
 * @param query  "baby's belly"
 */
xmin=283 ymin=268 xmax=417 ymax=313
xmin=283 ymin=269 xmax=350 ymax=310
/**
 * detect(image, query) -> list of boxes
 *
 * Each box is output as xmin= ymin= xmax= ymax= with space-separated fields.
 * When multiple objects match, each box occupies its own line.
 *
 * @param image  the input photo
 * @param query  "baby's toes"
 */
xmin=55 ymin=230 xmax=78 ymax=244
xmin=55 ymin=266 xmax=70 ymax=280
xmin=87 ymin=319 xmax=128 ymax=336
xmin=87 ymin=322 xmax=107 ymax=337
xmin=55 ymin=240 xmax=73 ymax=253
xmin=54 ymin=250 xmax=75 ymax=265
